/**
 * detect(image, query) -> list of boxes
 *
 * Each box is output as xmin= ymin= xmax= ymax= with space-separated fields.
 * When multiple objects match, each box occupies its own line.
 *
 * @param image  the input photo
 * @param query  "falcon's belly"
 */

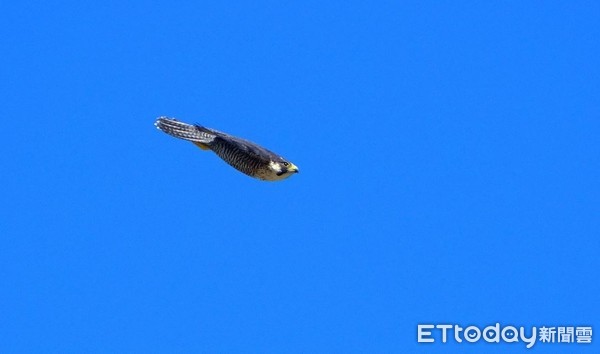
xmin=209 ymin=140 xmax=279 ymax=180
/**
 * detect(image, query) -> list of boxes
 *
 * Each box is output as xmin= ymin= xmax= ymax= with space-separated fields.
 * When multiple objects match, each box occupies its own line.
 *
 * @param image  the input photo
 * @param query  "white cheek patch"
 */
xmin=269 ymin=161 xmax=281 ymax=172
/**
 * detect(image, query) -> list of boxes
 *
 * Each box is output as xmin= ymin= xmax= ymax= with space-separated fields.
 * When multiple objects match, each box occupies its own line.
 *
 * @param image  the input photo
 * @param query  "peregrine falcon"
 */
xmin=155 ymin=117 xmax=299 ymax=181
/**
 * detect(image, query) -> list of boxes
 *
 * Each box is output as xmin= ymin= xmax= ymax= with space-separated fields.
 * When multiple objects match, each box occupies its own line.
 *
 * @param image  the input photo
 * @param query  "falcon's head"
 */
xmin=270 ymin=160 xmax=299 ymax=178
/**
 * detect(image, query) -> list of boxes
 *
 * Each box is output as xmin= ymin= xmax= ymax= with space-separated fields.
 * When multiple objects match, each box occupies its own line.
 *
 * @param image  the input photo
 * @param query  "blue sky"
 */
xmin=1 ymin=1 xmax=598 ymax=353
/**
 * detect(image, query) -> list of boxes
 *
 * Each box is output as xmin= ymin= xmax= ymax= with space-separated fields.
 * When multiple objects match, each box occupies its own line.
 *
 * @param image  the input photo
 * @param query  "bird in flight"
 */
xmin=155 ymin=117 xmax=299 ymax=181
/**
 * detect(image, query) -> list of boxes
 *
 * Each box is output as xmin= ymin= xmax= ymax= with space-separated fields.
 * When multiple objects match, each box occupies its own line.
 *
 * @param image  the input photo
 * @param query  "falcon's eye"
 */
xmin=283 ymin=162 xmax=289 ymax=167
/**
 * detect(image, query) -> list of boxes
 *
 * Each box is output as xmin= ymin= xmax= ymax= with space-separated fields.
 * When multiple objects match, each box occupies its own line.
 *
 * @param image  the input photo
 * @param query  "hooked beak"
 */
xmin=289 ymin=163 xmax=299 ymax=173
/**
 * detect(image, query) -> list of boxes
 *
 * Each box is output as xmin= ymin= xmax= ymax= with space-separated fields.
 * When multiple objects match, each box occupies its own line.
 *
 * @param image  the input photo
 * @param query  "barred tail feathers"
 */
xmin=155 ymin=117 xmax=215 ymax=149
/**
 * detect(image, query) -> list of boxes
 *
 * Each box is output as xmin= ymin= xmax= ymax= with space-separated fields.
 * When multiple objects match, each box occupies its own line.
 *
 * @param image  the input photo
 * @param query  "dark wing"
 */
xmin=204 ymin=127 xmax=285 ymax=163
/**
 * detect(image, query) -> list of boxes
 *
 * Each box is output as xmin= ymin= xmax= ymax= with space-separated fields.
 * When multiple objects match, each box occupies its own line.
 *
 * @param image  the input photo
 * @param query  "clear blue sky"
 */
xmin=1 ymin=1 xmax=598 ymax=353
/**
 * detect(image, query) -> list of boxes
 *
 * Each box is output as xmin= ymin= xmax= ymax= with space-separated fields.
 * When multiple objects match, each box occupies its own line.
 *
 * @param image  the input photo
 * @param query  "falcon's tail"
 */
xmin=155 ymin=117 xmax=216 ymax=148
